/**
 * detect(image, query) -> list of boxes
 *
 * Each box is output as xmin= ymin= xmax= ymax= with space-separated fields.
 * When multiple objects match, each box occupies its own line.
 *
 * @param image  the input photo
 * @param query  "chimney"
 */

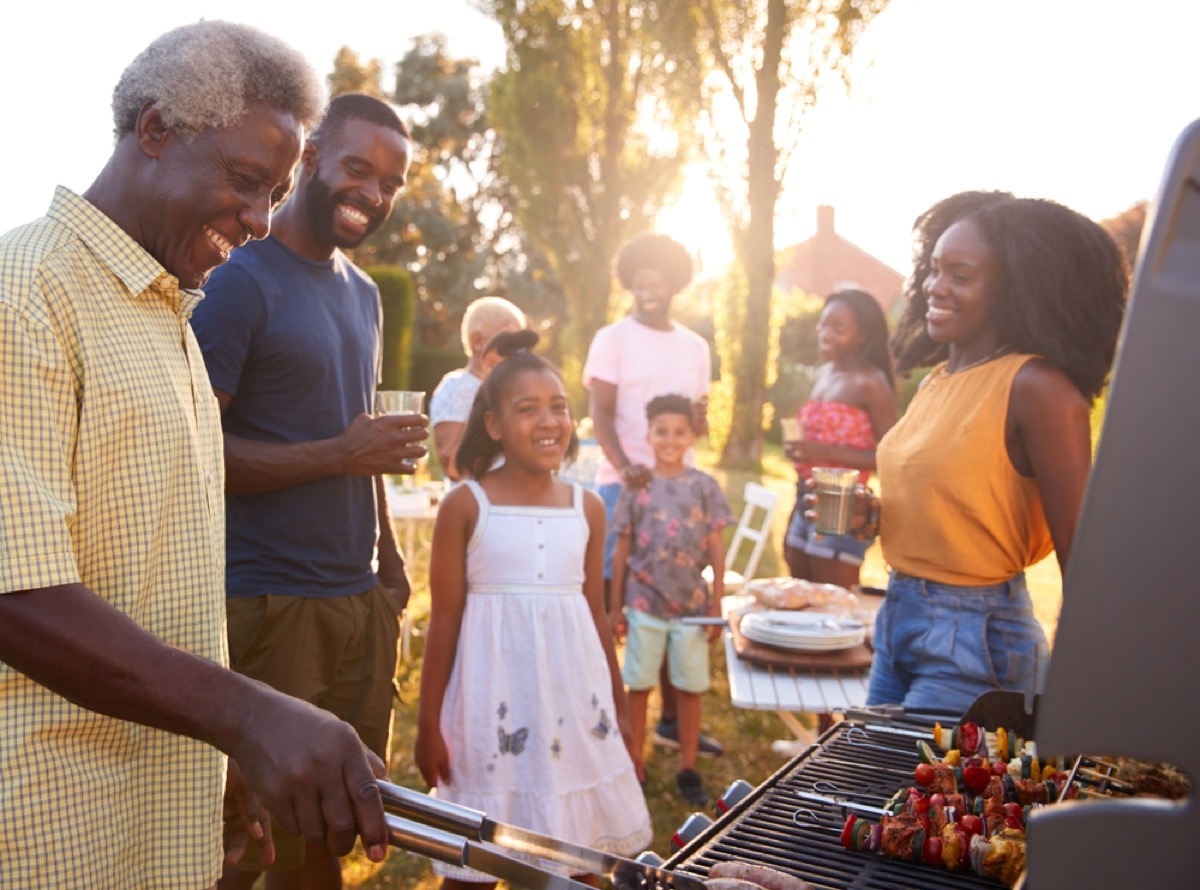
xmin=817 ymin=205 xmax=835 ymax=237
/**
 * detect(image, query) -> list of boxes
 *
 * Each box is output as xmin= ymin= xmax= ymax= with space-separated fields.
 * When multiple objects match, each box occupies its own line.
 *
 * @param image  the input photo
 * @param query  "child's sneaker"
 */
xmin=675 ymin=768 xmax=710 ymax=806
xmin=653 ymin=717 xmax=725 ymax=757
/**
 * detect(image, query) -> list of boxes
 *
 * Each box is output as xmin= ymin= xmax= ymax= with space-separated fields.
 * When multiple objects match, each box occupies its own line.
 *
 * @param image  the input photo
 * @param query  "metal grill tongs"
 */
xmin=379 ymin=780 xmax=706 ymax=890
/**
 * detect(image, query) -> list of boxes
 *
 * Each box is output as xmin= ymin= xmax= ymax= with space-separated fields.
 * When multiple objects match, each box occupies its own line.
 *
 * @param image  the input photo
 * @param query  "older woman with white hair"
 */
xmin=430 ymin=296 xmax=526 ymax=480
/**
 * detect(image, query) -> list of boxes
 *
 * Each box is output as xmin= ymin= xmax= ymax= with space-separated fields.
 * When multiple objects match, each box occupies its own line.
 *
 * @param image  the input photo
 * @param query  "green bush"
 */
xmin=411 ymin=345 xmax=468 ymax=398
xmin=366 ymin=266 xmax=416 ymax=390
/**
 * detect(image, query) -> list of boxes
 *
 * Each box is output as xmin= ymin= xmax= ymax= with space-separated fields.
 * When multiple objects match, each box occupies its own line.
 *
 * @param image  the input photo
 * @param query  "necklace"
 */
xmin=945 ymin=345 xmax=1010 ymax=376
xmin=926 ymin=345 xmax=1011 ymax=388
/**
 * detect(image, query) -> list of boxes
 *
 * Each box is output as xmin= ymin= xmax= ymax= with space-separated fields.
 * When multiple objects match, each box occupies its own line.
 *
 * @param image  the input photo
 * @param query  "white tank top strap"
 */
xmin=463 ymin=479 xmax=490 ymax=552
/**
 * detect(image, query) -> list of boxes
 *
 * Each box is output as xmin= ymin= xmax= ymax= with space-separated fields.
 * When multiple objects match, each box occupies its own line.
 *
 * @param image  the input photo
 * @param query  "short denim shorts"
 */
xmin=866 ymin=571 xmax=1049 ymax=715
xmin=621 ymin=609 xmax=710 ymax=694
xmin=785 ymin=498 xmax=871 ymax=565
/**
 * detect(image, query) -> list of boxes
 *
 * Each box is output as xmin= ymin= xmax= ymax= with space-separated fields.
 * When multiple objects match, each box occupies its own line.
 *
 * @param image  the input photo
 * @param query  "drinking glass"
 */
xmin=375 ymin=390 xmax=425 ymax=415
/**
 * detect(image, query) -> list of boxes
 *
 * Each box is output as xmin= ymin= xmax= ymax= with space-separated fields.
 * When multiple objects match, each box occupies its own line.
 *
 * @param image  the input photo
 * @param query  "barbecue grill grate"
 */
xmin=666 ymin=721 xmax=1011 ymax=890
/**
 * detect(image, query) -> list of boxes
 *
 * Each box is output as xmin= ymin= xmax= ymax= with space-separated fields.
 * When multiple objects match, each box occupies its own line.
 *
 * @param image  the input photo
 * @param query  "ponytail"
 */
xmin=454 ymin=329 xmax=580 ymax=478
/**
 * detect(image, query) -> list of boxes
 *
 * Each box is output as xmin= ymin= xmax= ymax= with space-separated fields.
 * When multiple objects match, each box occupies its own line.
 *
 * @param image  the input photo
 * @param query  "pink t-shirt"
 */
xmin=582 ymin=316 xmax=711 ymax=486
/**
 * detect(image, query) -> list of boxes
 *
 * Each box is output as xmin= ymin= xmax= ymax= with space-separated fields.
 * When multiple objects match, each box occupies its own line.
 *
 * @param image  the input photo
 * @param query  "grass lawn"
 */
xmin=336 ymin=443 xmax=1065 ymax=888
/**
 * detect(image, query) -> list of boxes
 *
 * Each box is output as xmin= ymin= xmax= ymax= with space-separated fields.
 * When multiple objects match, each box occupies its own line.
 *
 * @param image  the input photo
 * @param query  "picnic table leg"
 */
xmin=770 ymin=710 xmax=817 ymax=755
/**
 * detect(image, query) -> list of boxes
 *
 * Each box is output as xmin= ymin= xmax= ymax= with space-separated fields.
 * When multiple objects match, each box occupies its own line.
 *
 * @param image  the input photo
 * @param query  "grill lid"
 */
xmin=1028 ymin=115 xmax=1200 ymax=890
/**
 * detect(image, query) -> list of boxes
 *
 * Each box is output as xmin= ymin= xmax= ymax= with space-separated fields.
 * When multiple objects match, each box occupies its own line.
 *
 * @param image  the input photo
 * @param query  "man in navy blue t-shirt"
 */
xmin=192 ymin=93 xmax=425 ymax=890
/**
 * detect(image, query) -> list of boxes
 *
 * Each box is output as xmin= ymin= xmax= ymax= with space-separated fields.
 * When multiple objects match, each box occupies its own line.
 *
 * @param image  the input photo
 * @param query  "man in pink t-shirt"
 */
xmin=582 ymin=232 xmax=722 ymax=757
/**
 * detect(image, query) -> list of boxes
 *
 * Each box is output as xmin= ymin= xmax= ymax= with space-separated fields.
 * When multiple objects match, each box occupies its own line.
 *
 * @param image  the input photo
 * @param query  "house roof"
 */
xmin=776 ymin=205 xmax=905 ymax=311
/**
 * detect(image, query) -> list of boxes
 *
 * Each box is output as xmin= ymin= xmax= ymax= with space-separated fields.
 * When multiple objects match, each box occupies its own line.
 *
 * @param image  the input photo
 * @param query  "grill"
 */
xmin=666 ymin=718 xmax=1003 ymax=889
xmin=663 ymin=699 xmax=1153 ymax=890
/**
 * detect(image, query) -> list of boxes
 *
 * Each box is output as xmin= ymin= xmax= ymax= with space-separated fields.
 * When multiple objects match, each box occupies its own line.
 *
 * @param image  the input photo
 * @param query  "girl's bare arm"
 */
xmin=414 ymin=485 xmax=475 ymax=787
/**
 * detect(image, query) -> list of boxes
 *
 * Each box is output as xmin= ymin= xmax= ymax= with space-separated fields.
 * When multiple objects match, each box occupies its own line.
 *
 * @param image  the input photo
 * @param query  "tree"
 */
xmin=327 ymin=46 xmax=384 ymax=97
xmin=479 ymin=0 xmax=705 ymax=396
xmin=695 ymin=0 xmax=888 ymax=464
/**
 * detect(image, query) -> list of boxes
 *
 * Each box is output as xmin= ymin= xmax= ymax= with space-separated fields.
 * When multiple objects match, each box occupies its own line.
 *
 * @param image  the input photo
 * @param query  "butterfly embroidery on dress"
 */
xmin=591 ymin=709 xmax=611 ymax=740
xmin=498 ymin=726 xmax=529 ymax=755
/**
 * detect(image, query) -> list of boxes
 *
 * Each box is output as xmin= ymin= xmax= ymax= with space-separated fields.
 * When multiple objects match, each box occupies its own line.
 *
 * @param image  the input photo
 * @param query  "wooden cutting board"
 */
xmin=728 ymin=612 xmax=874 ymax=670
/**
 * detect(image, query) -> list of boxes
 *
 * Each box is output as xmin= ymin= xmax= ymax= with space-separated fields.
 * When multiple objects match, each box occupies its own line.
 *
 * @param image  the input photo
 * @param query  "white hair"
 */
xmin=112 ymin=20 xmax=325 ymax=141
xmin=461 ymin=297 xmax=527 ymax=354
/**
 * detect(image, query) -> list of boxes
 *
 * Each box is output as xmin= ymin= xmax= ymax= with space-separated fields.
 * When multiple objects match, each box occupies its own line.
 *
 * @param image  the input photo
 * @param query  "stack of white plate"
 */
xmin=739 ymin=610 xmax=866 ymax=652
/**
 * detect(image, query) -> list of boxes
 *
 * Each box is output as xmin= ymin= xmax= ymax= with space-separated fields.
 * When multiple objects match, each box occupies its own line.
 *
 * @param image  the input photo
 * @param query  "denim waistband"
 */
xmin=890 ymin=570 xmax=1027 ymax=598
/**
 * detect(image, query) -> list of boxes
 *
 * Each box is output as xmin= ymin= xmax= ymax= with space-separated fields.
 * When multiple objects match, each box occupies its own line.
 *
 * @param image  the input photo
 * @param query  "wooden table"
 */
xmin=721 ymin=594 xmax=872 ymax=749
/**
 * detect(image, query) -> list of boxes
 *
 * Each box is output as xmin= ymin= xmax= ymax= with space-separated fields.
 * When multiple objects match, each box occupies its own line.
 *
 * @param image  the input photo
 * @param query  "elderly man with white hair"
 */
xmin=0 ymin=21 xmax=392 ymax=888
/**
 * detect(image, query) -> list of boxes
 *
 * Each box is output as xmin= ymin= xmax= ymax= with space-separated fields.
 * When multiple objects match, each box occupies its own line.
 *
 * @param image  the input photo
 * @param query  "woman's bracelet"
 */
xmin=854 ymin=485 xmax=881 ymax=541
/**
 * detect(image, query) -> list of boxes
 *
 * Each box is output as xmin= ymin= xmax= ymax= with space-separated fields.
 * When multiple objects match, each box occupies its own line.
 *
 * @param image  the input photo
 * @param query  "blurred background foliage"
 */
xmin=336 ymin=6 xmax=1144 ymax=466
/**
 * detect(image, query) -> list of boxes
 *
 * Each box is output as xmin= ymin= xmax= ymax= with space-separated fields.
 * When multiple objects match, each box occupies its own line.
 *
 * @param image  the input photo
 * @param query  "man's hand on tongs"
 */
xmin=222 ymin=757 xmax=273 ymax=868
xmin=227 ymin=690 xmax=390 ymax=861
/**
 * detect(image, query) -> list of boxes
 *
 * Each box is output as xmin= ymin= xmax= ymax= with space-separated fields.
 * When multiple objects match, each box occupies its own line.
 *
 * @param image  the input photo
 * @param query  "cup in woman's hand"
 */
xmin=811 ymin=467 xmax=859 ymax=535
xmin=375 ymin=390 xmax=425 ymax=416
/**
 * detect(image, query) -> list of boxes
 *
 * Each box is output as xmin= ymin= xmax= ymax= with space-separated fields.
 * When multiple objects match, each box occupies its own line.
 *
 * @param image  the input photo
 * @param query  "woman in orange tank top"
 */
xmin=858 ymin=191 xmax=1128 ymax=714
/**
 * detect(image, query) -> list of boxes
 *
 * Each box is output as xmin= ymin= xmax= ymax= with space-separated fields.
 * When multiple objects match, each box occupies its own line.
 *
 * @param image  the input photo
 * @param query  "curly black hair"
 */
xmin=613 ymin=233 xmax=694 ymax=295
xmin=455 ymin=329 xmax=580 ymax=479
xmin=824 ymin=289 xmax=895 ymax=391
xmin=645 ymin=393 xmax=696 ymax=430
xmin=892 ymin=191 xmax=1128 ymax=401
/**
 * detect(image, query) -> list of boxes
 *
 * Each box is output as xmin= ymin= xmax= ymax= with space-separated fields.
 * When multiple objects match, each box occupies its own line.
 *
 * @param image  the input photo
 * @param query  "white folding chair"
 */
xmin=703 ymin=481 xmax=780 ymax=593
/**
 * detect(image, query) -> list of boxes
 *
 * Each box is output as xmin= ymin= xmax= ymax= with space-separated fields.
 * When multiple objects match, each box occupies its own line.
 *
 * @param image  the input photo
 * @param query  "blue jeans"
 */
xmin=598 ymin=482 xmax=622 ymax=580
xmin=867 ymin=571 xmax=1049 ymax=714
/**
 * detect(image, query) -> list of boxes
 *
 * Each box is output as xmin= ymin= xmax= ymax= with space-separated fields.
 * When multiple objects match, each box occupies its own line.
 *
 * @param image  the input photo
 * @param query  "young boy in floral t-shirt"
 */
xmin=610 ymin=394 xmax=732 ymax=805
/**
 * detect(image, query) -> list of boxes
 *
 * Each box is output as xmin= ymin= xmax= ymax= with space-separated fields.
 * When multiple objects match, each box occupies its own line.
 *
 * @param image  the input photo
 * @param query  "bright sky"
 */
xmin=4 ymin=0 xmax=1196 ymax=277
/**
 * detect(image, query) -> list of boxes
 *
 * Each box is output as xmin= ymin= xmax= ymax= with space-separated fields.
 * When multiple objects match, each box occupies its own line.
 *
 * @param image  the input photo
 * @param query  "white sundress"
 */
xmin=432 ymin=480 xmax=652 ymax=881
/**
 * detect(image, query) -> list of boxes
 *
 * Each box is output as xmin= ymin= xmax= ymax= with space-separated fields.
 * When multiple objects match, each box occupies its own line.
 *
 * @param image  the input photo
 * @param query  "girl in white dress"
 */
xmin=416 ymin=330 xmax=651 ymax=888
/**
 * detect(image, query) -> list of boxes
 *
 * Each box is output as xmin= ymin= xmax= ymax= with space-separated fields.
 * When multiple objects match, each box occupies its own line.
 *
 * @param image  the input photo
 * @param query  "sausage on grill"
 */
xmin=707 ymin=861 xmax=811 ymax=890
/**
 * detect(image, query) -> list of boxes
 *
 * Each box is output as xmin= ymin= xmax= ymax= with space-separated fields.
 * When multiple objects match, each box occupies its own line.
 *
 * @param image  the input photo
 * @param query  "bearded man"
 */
xmin=191 ymin=92 xmax=427 ymax=890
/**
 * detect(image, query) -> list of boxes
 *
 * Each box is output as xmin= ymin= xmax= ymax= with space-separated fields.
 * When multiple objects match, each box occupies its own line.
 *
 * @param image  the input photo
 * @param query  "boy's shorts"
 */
xmin=785 ymin=501 xmax=872 ymax=566
xmin=226 ymin=583 xmax=400 ymax=871
xmin=621 ymin=609 xmax=710 ymax=694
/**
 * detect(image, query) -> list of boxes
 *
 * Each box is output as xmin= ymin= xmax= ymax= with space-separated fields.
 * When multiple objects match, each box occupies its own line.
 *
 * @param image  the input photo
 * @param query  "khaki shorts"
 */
xmin=226 ymin=584 xmax=400 ymax=871
xmin=621 ymin=608 xmax=710 ymax=694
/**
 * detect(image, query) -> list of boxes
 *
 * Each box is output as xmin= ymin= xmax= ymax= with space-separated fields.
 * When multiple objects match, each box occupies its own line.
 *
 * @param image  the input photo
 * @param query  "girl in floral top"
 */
xmin=784 ymin=289 xmax=897 ymax=589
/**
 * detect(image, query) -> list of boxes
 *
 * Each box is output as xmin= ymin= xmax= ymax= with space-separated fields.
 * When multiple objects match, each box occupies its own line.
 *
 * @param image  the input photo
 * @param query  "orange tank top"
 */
xmin=876 ymin=353 xmax=1053 ymax=585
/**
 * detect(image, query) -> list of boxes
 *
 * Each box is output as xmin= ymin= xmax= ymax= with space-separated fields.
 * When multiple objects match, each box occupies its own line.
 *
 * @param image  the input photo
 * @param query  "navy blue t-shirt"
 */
xmin=192 ymin=236 xmax=381 ymax=598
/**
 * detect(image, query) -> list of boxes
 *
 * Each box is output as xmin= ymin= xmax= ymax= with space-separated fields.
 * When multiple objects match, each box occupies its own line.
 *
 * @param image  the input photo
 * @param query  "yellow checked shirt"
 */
xmin=0 ymin=187 xmax=227 ymax=887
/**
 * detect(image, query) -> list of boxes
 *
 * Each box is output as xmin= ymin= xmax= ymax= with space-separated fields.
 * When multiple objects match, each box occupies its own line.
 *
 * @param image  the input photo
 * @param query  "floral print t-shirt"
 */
xmin=611 ymin=469 xmax=734 ymax=619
